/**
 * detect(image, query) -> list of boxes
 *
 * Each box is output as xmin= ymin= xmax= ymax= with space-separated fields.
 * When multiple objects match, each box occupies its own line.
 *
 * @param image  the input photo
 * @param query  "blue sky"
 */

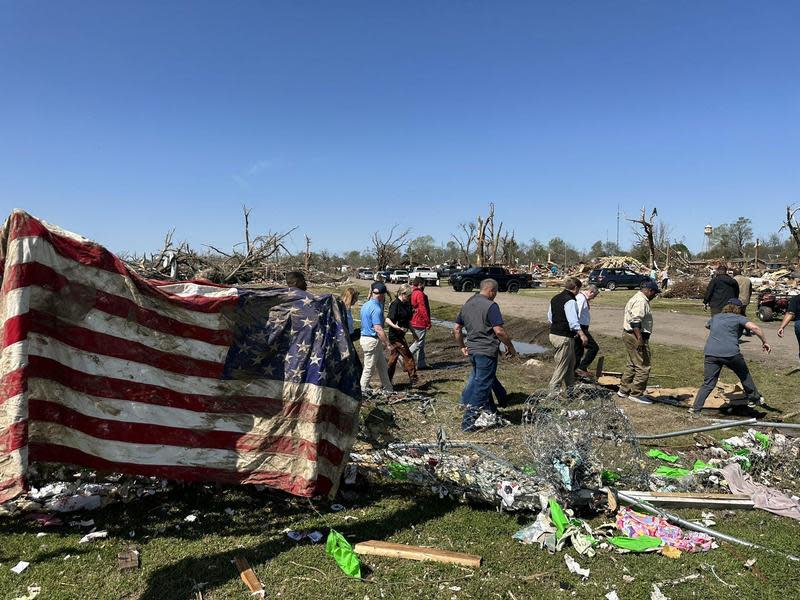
xmin=1 ymin=1 xmax=798 ymax=257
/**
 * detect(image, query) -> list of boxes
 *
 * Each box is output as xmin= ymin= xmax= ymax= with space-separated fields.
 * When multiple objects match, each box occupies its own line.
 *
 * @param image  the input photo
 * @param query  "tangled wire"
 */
xmin=523 ymin=384 xmax=649 ymax=504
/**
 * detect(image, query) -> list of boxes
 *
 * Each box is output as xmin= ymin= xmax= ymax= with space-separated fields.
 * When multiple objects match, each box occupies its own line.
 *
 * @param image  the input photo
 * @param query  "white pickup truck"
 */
xmin=409 ymin=267 xmax=440 ymax=286
xmin=389 ymin=269 xmax=409 ymax=284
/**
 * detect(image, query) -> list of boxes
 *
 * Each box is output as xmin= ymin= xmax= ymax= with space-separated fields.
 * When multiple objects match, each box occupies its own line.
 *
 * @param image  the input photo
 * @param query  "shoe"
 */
xmin=688 ymin=407 xmax=700 ymax=415
xmin=616 ymin=390 xmax=628 ymax=398
xmin=626 ymin=395 xmax=654 ymax=404
xmin=747 ymin=397 xmax=766 ymax=408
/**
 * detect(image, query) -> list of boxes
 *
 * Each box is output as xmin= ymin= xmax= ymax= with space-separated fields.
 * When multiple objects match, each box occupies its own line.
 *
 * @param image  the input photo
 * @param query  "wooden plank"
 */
xmin=354 ymin=540 xmax=482 ymax=568
xmin=233 ymin=557 xmax=265 ymax=597
xmin=594 ymin=355 xmax=605 ymax=380
xmin=621 ymin=490 xmax=754 ymax=509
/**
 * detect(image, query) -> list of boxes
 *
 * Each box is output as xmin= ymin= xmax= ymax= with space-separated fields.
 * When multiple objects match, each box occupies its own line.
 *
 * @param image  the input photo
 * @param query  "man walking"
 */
xmin=359 ymin=282 xmax=394 ymax=393
xmin=408 ymin=277 xmax=432 ymax=369
xmin=732 ymin=268 xmax=752 ymax=317
xmin=547 ymin=277 xmax=589 ymax=390
xmin=704 ymin=266 xmax=739 ymax=315
xmin=454 ymin=279 xmax=516 ymax=431
xmin=618 ymin=281 xmax=660 ymax=403
xmin=574 ymin=284 xmax=601 ymax=377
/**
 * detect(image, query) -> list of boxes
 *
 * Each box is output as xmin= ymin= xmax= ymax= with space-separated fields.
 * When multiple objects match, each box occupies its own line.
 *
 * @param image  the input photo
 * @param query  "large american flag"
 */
xmin=0 ymin=210 xmax=362 ymax=504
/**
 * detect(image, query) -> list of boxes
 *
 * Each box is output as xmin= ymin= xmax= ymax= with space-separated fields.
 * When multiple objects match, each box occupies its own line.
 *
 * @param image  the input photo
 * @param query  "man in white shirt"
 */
xmin=574 ymin=284 xmax=601 ymax=377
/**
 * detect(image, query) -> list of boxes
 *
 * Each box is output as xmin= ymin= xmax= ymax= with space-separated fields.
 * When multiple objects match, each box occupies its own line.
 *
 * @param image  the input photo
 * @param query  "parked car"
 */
xmin=374 ymin=270 xmax=391 ymax=281
xmin=450 ymin=266 xmax=533 ymax=293
xmin=588 ymin=268 xmax=652 ymax=290
xmin=409 ymin=267 xmax=440 ymax=286
xmin=756 ymin=290 xmax=792 ymax=322
xmin=360 ymin=270 xmax=374 ymax=280
xmin=389 ymin=269 xmax=410 ymax=284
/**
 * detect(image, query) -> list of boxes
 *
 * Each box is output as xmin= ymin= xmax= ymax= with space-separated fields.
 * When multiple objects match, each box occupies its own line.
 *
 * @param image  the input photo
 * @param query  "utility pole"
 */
xmin=616 ymin=204 xmax=620 ymax=249
xmin=754 ymin=238 xmax=760 ymax=271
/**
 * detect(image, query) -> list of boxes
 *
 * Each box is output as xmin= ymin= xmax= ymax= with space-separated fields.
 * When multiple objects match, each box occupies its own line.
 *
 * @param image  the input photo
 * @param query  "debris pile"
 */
xmin=660 ymin=276 xmax=707 ymax=299
xmin=522 ymin=385 xmax=649 ymax=505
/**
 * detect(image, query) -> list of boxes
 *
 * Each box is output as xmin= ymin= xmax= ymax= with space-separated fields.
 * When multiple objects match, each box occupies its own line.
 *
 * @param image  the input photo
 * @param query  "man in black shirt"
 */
xmin=703 ymin=266 xmax=739 ymax=315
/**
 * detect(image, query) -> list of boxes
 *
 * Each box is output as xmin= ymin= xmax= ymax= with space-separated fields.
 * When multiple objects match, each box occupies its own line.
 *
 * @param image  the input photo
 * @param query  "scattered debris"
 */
xmin=286 ymin=530 xmax=324 ymax=543
xmin=232 ymin=557 xmax=265 ymax=598
xmin=354 ymin=540 xmax=482 ymax=568
xmin=10 ymin=561 xmax=30 ymax=574
xmin=650 ymin=583 xmax=670 ymax=600
xmin=118 ymin=547 xmax=141 ymax=571
xmin=184 ymin=514 xmax=198 ymax=523
xmin=564 ymin=554 xmax=589 ymax=579
xmin=11 ymin=585 xmax=41 ymax=600
xmin=79 ymin=530 xmax=108 ymax=544
xmin=326 ymin=530 xmax=361 ymax=578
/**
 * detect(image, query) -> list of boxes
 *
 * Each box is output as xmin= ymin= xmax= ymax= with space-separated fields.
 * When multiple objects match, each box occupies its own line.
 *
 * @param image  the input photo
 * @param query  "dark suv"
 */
xmin=588 ymin=268 xmax=652 ymax=290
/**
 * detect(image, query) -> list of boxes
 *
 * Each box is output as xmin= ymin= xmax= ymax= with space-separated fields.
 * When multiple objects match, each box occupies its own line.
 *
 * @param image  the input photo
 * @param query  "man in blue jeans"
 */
xmin=777 ymin=294 xmax=800 ymax=362
xmin=454 ymin=278 xmax=517 ymax=431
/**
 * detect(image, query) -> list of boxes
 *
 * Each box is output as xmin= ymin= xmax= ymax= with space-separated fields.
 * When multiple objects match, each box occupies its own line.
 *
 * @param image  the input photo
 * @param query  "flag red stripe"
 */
xmin=0 ymin=476 xmax=26 ymax=504
xmin=28 ymin=443 xmax=332 ymax=497
xmin=2 ymin=262 xmax=233 ymax=346
xmin=0 ymin=361 xmax=354 ymax=434
xmin=29 ymin=399 xmax=345 ymax=464
xmin=5 ymin=311 xmax=225 ymax=379
xmin=0 ymin=420 xmax=26 ymax=453
xmin=7 ymin=214 xmax=238 ymax=313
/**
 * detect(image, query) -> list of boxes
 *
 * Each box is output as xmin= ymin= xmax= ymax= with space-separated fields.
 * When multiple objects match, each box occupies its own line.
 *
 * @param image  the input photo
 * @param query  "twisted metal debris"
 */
xmin=523 ymin=384 xmax=649 ymax=504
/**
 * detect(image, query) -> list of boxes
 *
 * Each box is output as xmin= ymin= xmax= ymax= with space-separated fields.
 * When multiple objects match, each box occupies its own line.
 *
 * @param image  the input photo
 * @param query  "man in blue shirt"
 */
xmin=359 ymin=282 xmax=394 ymax=393
xmin=454 ymin=279 xmax=516 ymax=431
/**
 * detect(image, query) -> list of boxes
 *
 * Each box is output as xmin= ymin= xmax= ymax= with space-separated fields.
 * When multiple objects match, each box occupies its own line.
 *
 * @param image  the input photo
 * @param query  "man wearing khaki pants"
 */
xmin=618 ymin=280 xmax=660 ymax=403
xmin=547 ymin=277 xmax=588 ymax=390
xmin=359 ymin=282 xmax=394 ymax=393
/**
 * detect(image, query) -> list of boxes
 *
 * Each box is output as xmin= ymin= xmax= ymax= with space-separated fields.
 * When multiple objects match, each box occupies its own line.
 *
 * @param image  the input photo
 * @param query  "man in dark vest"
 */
xmin=703 ymin=266 xmax=739 ymax=315
xmin=547 ymin=277 xmax=588 ymax=390
xmin=454 ymin=278 xmax=517 ymax=431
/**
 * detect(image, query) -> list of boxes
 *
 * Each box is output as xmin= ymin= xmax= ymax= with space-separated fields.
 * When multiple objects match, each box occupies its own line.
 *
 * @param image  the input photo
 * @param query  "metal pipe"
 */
xmin=636 ymin=418 xmax=757 ymax=440
xmin=616 ymin=491 xmax=799 ymax=561
xmin=710 ymin=420 xmax=800 ymax=431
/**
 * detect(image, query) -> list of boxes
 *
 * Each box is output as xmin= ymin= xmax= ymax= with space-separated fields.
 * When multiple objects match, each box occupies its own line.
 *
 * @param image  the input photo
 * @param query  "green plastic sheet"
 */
xmin=601 ymin=470 xmax=621 ymax=484
xmin=754 ymin=431 xmax=771 ymax=449
xmin=549 ymin=498 xmax=570 ymax=540
xmin=387 ymin=462 xmax=411 ymax=480
xmin=692 ymin=459 xmax=711 ymax=471
xmin=326 ymin=529 xmax=361 ymax=578
xmin=654 ymin=465 xmax=691 ymax=478
xmin=609 ymin=535 xmax=663 ymax=552
xmin=647 ymin=449 xmax=680 ymax=463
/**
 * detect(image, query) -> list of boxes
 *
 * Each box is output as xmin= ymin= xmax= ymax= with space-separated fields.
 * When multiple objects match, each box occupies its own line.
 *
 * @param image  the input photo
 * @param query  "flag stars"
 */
xmin=300 ymin=316 xmax=315 ymax=328
xmin=296 ymin=341 xmax=310 ymax=354
xmin=309 ymin=353 xmax=322 ymax=366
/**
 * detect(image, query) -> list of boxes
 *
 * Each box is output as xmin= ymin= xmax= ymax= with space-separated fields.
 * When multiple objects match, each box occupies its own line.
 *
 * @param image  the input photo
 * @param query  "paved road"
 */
xmin=350 ymin=279 xmax=798 ymax=369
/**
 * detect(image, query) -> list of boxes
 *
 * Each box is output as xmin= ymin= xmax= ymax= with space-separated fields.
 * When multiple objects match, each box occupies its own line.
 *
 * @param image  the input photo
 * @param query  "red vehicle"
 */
xmin=756 ymin=290 xmax=790 ymax=322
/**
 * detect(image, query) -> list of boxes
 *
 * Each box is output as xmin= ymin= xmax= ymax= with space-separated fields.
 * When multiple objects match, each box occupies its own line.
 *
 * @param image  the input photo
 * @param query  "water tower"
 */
xmin=703 ymin=224 xmax=713 ymax=254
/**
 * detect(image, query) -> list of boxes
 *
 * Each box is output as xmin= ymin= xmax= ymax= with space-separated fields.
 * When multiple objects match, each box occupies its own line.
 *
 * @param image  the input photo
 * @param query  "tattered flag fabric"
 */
xmin=0 ymin=210 xmax=362 ymax=503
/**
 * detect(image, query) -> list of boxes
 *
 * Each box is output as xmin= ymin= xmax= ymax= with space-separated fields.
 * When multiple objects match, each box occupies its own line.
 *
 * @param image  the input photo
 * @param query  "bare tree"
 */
xmin=627 ymin=207 xmax=658 ymax=268
xmin=371 ymin=225 xmax=411 ymax=270
xmin=304 ymin=234 xmax=312 ymax=274
xmin=781 ymin=205 xmax=800 ymax=258
xmin=451 ymin=222 xmax=476 ymax=266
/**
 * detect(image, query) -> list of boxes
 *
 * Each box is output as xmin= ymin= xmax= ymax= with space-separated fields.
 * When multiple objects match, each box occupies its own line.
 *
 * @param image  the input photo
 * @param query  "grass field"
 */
xmin=1 ymin=292 xmax=798 ymax=600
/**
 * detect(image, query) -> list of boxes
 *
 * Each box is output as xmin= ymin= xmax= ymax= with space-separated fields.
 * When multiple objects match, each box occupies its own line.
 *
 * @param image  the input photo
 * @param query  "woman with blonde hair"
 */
xmin=385 ymin=284 xmax=418 ymax=385
xmin=341 ymin=287 xmax=360 ymax=341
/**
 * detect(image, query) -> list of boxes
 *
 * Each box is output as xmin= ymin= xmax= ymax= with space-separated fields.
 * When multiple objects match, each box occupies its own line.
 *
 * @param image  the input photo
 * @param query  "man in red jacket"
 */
xmin=409 ymin=277 xmax=433 ymax=369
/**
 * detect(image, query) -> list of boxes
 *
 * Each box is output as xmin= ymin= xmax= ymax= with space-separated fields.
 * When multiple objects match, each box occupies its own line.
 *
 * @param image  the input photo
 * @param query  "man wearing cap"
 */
xmin=359 ymin=282 xmax=394 ymax=393
xmin=454 ymin=278 xmax=517 ymax=431
xmin=618 ymin=281 xmax=660 ymax=403
xmin=690 ymin=298 xmax=770 ymax=414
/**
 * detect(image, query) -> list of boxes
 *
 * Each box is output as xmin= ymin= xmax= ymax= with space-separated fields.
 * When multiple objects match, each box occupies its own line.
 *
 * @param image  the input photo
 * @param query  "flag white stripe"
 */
xmin=0 ymin=448 xmax=27 ymax=482
xmin=25 ymin=378 xmax=354 ymax=446
xmin=29 ymin=422 xmax=338 ymax=479
xmin=6 ymin=236 xmax=230 ymax=329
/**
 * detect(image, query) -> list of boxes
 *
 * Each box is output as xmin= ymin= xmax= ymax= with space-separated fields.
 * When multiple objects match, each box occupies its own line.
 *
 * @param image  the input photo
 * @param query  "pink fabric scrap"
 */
xmin=616 ymin=507 xmax=714 ymax=552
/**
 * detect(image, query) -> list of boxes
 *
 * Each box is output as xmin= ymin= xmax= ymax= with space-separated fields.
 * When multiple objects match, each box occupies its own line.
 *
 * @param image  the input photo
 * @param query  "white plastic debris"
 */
xmin=11 ymin=584 xmax=40 ymax=599
xmin=651 ymin=583 xmax=670 ymax=600
xmin=36 ymin=532 xmax=47 ymax=538
xmin=605 ymin=592 xmax=620 ymax=600
xmin=564 ymin=554 xmax=590 ymax=579
xmin=46 ymin=495 xmax=102 ymax=512
xmin=744 ymin=558 xmax=757 ymax=568
xmin=79 ymin=530 xmax=108 ymax=544
xmin=10 ymin=561 xmax=30 ymax=574
xmin=224 ymin=508 xmax=235 ymax=516
xmin=497 ymin=480 xmax=522 ymax=508
xmin=184 ymin=514 xmax=198 ymax=522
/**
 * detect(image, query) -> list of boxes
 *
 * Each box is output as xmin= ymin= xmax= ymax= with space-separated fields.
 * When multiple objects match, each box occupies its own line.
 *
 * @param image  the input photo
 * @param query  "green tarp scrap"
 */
xmin=655 ymin=459 xmax=714 ymax=478
xmin=754 ymin=431 xmax=771 ymax=449
xmin=549 ymin=498 xmax=570 ymax=540
xmin=387 ymin=462 xmax=411 ymax=480
xmin=609 ymin=535 xmax=663 ymax=552
xmin=326 ymin=530 xmax=361 ymax=578
xmin=647 ymin=449 xmax=680 ymax=463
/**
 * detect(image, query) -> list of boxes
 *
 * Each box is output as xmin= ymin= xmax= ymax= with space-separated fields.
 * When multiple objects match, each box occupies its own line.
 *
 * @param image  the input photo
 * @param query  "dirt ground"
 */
xmin=352 ymin=280 xmax=800 ymax=369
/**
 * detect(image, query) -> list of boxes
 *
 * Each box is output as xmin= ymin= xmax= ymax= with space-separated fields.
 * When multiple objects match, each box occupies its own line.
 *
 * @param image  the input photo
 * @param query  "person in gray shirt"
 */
xmin=690 ymin=298 xmax=771 ymax=414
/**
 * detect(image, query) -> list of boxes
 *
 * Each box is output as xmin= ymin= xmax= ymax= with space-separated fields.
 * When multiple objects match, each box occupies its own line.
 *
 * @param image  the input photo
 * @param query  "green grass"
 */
xmin=520 ymin=287 xmax=709 ymax=316
xmin=2 ymin=293 xmax=798 ymax=599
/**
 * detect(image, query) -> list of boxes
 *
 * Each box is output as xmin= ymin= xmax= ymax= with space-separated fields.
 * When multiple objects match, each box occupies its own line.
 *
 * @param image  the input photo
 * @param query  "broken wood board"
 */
xmin=354 ymin=540 xmax=482 ymax=568
xmin=117 ymin=547 xmax=140 ymax=571
xmin=598 ymin=375 xmax=747 ymax=409
xmin=233 ymin=557 xmax=265 ymax=597
xmin=620 ymin=490 xmax=754 ymax=509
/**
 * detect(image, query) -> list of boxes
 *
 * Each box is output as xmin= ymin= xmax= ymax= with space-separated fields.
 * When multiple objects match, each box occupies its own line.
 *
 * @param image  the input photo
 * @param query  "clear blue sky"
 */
xmin=2 ymin=1 xmax=798 ymax=257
